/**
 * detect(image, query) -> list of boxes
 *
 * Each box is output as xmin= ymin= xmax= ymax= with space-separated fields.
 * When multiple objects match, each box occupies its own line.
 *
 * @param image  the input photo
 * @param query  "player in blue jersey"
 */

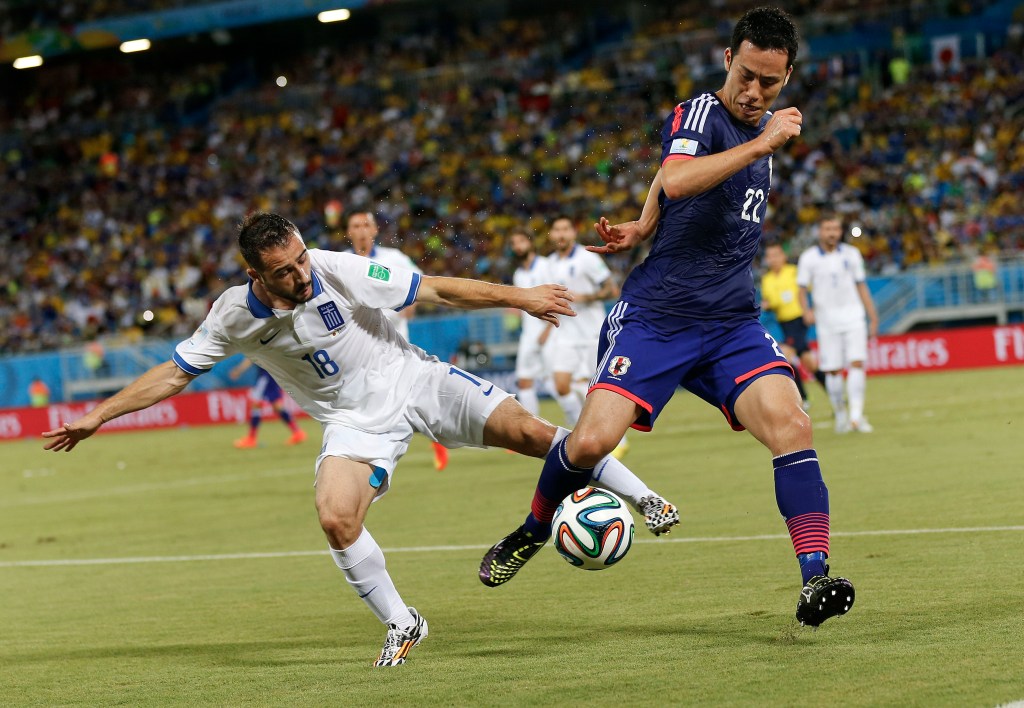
xmin=229 ymin=358 xmax=307 ymax=448
xmin=480 ymin=6 xmax=854 ymax=628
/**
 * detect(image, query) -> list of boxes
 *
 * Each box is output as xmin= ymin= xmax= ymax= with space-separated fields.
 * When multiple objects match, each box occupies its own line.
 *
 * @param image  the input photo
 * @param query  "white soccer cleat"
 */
xmin=374 ymin=607 xmax=428 ymax=667
xmin=636 ymin=494 xmax=680 ymax=537
xmin=849 ymin=417 xmax=873 ymax=433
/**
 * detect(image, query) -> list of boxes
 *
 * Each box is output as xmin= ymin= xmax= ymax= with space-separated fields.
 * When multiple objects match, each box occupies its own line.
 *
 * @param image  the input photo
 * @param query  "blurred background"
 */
xmin=0 ymin=0 xmax=1022 ymax=410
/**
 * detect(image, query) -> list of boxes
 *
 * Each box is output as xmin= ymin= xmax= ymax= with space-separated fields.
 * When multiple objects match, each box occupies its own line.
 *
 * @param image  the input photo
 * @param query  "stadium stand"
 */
xmin=0 ymin=0 xmax=1022 ymax=356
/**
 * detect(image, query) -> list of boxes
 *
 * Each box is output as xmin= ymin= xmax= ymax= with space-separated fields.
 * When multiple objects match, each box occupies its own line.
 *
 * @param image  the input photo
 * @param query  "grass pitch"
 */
xmin=2 ymin=367 xmax=1022 ymax=706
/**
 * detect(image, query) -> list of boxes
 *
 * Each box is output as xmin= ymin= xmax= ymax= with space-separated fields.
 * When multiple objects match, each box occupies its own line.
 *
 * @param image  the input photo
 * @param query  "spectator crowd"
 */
xmin=0 ymin=0 xmax=1021 ymax=354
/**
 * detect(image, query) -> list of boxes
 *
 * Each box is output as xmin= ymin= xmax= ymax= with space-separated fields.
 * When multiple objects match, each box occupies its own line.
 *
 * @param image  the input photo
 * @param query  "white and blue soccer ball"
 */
xmin=551 ymin=488 xmax=634 ymax=571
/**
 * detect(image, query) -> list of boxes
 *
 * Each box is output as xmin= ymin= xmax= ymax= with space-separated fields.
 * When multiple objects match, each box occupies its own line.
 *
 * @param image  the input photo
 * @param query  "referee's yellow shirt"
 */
xmin=761 ymin=264 xmax=803 ymax=323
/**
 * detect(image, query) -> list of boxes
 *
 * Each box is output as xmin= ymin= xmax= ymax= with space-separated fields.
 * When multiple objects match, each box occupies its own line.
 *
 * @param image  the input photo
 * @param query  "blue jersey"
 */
xmin=621 ymin=92 xmax=773 ymax=321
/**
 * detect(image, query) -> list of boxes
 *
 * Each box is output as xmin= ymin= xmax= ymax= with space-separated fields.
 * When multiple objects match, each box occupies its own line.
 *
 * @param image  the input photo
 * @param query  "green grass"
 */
xmin=2 ymin=367 xmax=1022 ymax=706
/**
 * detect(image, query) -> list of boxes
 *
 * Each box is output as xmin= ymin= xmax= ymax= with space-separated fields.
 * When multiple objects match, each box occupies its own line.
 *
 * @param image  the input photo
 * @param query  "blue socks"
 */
xmin=773 ymin=449 xmax=831 ymax=584
xmin=523 ymin=437 xmax=595 ymax=538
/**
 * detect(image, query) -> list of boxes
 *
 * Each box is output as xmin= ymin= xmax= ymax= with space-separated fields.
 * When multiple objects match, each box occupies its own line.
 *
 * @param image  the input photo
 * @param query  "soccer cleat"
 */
xmin=479 ymin=525 xmax=547 ymax=587
xmin=432 ymin=442 xmax=449 ymax=471
xmin=636 ymin=494 xmax=680 ymax=536
xmin=796 ymin=572 xmax=855 ymax=627
xmin=849 ymin=418 xmax=873 ymax=433
xmin=233 ymin=435 xmax=258 ymax=449
xmin=374 ymin=607 xmax=428 ymax=667
xmin=286 ymin=429 xmax=308 ymax=445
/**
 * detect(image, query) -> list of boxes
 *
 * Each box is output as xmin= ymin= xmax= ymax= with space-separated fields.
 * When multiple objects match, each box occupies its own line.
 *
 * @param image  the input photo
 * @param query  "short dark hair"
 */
xmin=344 ymin=210 xmax=377 ymax=230
xmin=238 ymin=212 xmax=300 ymax=270
xmin=731 ymin=6 xmax=799 ymax=67
xmin=550 ymin=214 xmax=575 ymax=229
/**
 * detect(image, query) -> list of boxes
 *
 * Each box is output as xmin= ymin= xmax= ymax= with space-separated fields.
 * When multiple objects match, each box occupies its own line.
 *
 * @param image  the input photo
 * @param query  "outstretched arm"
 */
xmin=417 ymin=276 xmax=574 ymax=326
xmin=42 ymin=361 xmax=195 ymax=452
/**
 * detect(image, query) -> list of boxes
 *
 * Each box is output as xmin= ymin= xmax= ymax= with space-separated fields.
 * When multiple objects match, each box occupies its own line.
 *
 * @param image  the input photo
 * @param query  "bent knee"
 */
xmin=764 ymin=408 xmax=814 ymax=454
xmin=567 ymin=430 xmax=617 ymax=467
xmin=317 ymin=507 xmax=363 ymax=548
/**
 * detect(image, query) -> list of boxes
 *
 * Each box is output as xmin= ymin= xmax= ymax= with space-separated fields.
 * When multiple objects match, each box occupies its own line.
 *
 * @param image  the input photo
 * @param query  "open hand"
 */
xmin=42 ymin=416 xmax=102 ymax=452
xmin=524 ymin=284 xmax=575 ymax=326
xmin=588 ymin=217 xmax=646 ymax=254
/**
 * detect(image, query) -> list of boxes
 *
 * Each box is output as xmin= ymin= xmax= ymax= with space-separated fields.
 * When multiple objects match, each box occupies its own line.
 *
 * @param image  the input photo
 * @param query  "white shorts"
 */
xmin=544 ymin=335 xmax=599 ymax=380
xmin=515 ymin=333 xmax=552 ymax=381
xmin=817 ymin=322 xmax=868 ymax=371
xmin=314 ymin=360 xmax=513 ymax=497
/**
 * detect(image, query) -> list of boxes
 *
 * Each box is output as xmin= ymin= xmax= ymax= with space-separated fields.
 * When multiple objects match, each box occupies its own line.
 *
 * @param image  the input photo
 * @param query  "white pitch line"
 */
xmin=1 ymin=525 xmax=1022 ymax=569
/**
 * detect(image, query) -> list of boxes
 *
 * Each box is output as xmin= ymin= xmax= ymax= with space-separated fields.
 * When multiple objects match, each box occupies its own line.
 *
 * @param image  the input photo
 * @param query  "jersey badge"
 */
xmin=317 ymin=301 xmax=345 ymax=333
xmin=608 ymin=355 xmax=632 ymax=377
xmin=188 ymin=324 xmax=208 ymax=345
xmin=367 ymin=263 xmax=391 ymax=282
xmin=669 ymin=138 xmax=699 ymax=156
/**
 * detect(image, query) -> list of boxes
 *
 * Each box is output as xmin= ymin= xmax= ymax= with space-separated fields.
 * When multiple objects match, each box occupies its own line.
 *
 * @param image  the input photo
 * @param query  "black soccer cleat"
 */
xmin=796 ymin=573 xmax=855 ymax=627
xmin=479 ymin=524 xmax=547 ymax=587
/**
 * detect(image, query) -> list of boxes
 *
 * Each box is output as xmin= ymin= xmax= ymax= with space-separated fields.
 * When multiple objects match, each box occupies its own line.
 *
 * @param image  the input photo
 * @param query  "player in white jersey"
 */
xmin=543 ymin=216 xmax=628 ymax=457
xmin=42 ymin=212 xmax=679 ymax=667
xmin=797 ymin=215 xmax=879 ymax=433
xmin=344 ymin=210 xmax=451 ymax=470
xmin=510 ymin=229 xmax=551 ymax=417
xmin=543 ymin=216 xmax=616 ymax=423
xmin=345 ymin=211 xmax=423 ymax=341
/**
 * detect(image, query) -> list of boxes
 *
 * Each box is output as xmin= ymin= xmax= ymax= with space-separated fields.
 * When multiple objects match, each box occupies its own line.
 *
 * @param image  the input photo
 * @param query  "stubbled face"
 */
xmin=510 ymin=232 xmax=533 ymax=260
xmin=251 ymin=233 xmax=313 ymax=304
xmin=347 ymin=212 xmax=378 ymax=256
xmin=764 ymin=244 xmax=788 ymax=272
xmin=549 ymin=219 xmax=577 ymax=254
xmin=718 ymin=40 xmax=792 ymax=126
xmin=818 ymin=219 xmax=843 ymax=251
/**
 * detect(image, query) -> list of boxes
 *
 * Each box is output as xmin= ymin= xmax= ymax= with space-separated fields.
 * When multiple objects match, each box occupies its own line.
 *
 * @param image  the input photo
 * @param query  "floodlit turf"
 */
xmin=2 ymin=366 xmax=1022 ymax=706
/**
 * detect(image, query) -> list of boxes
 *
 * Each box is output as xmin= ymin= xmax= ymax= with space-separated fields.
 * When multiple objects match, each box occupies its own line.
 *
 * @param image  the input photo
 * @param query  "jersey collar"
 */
xmin=246 ymin=270 xmax=325 ymax=318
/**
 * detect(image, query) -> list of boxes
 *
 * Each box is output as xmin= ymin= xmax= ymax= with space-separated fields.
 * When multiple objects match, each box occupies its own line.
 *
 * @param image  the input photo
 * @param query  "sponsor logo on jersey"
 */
xmin=669 ymin=138 xmax=698 ymax=156
xmin=608 ymin=355 xmax=631 ymax=377
xmin=367 ymin=263 xmax=391 ymax=282
xmin=188 ymin=324 xmax=208 ymax=345
xmin=317 ymin=301 xmax=345 ymax=333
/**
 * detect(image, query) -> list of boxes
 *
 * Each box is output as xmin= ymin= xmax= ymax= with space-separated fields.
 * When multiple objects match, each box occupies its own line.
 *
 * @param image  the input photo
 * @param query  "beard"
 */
xmin=264 ymin=279 xmax=313 ymax=304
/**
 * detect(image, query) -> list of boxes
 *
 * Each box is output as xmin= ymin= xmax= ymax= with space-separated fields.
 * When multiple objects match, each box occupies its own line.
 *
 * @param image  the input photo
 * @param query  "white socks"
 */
xmin=555 ymin=392 xmax=582 ymax=427
xmin=330 ymin=528 xmax=413 ymax=628
xmin=825 ymin=372 xmax=846 ymax=417
xmin=517 ymin=386 xmax=540 ymax=416
xmin=549 ymin=426 xmax=652 ymax=507
xmin=847 ymin=366 xmax=866 ymax=422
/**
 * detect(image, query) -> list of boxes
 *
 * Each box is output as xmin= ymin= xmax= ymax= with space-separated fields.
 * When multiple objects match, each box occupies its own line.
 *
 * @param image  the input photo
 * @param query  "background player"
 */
xmin=510 ymin=228 xmax=551 ymax=417
xmin=797 ymin=215 xmax=879 ymax=433
xmin=43 ymin=212 xmax=678 ymax=666
xmin=229 ymin=358 xmax=307 ymax=448
xmin=542 ymin=216 xmax=628 ymax=459
xmin=345 ymin=210 xmax=450 ymax=469
xmin=480 ymin=7 xmax=855 ymax=628
xmin=760 ymin=241 xmax=826 ymax=410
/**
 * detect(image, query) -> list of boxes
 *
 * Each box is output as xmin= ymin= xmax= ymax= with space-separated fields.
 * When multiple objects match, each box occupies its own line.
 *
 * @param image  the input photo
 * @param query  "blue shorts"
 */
xmin=590 ymin=302 xmax=794 ymax=432
xmin=251 ymin=369 xmax=283 ymax=404
xmin=779 ymin=318 xmax=810 ymax=355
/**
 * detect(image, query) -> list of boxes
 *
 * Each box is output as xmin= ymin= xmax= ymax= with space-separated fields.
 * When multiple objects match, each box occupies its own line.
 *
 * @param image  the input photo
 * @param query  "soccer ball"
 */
xmin=551 ymin=488 xmax=634 ymax=571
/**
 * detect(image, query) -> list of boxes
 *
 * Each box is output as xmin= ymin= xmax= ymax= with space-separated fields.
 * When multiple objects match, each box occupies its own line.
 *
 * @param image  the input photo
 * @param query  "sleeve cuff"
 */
xmin=396 ymin=272 xmax=422 ymax=311
xmin=662 ymin=154 xmax=696 ymax=166
xmin=173 ymin=352 xmax=210 ymax=376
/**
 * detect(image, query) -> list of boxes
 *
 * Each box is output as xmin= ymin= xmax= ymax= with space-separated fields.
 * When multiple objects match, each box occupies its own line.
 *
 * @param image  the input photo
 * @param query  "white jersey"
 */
xmin=349 ymin=245 xmax=423 ymax=340
xmin=547 ymin=244 xmax=611 ymax=343
xmin=174 ymin=249 xmax=433 ymax=432
xmin=512 ymin=254 xmax=551 ymax=341
xmin=797 ymin=243 xmax=867 ymax=329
